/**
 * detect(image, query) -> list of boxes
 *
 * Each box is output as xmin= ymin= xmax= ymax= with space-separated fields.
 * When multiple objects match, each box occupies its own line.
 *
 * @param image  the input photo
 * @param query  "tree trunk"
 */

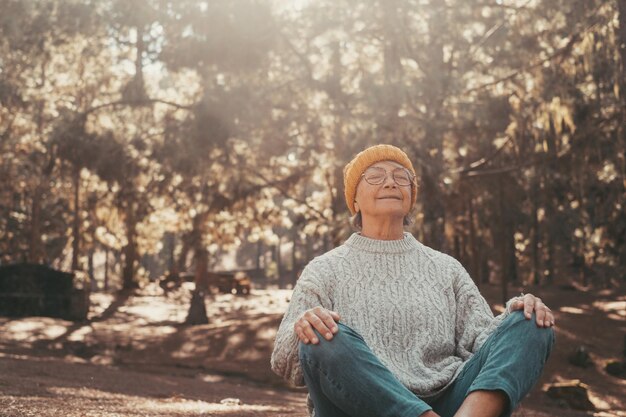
xmin=330 ymin=162 xmax=346 ymax=248
xmin=28 ymin=97 xmax=50 ymax=264
xmin=615 ymin=0 xmax=626 ymax=271
xmin=256 ymin=240 xmax=263 ymax=270
xmin=256 ymin=240 xmax=266 ymax=287
xmin=506 ymin=220 xmax=518 ymax=283
xmin=190 ymin=211 xmax=209 ymax=289
xmin=185 ymin=210 xmax=210 ymax=325
xmin=543 ymin=129 xmax=558 ymax=286
xmin=29 ymin=185 xmax=43 ymax=263
xmin=185 ymin=288 xmax=208 ymax=325
xmin=276 ymin=237 xmax=284 ymax=289
xmin=617 ymin=0 xmax=626 ymax=98
xmin=194 ymin=247 xmax=209 ymax=290
xmin=166 ymin=232 xmax=177 ymax=276
xmin=497 ymin=177 xmax=508 ymax=305
xmin=544 ymin=188 xmax=556 ymax=286
xmin=578 ymin=218 xmax=588 ymax=287
xmin=325 ymin=40 xmax=350 ymax=250
xmin=380 ymin=0 xmax=402 ymax=136
xmin=291 ymin=228 xmax=298 ymax=286
xmin=88 ymin=247 xmax=95 ymax=291
xmin=185 ymin=244 xmax=210 ymax=325
xmin=419 ymin=3 xmax=448 ymax=252
xmin=104 ymin=247 xmax=109 ymax=292
xmin=135 ymin=25 xmax=145 ymax=90
xmin=71 ymin=167 xmax=81 ymax=271
xmin=421 ymin=169 xmax=446 ymax=251
xmin=305 ymin=234 xmax=312 ymax=265
xmin=530 ymin=173 xmax=541 ymax=285
xmin=453 ymin=234 xmax=461 ymax=263
xmin=122 ymin=201 xmax=138 ymax=289
xmin=467 ymin=192 xmax=480 ymax=285
xmin=480 ymin=252 xmax=490 ymax=285
xmin=177 ymin=232 xmax=191 ymax=273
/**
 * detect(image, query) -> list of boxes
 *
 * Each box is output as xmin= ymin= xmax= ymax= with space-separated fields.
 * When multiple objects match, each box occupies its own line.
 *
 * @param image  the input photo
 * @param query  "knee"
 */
xmin=505 ymin=311 xmax=555 ymax=352
xmin=298 ymin=322 xmax=357 ymax=366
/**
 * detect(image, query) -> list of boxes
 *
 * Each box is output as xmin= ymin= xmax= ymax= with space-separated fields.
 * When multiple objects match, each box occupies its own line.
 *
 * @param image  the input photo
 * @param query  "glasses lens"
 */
xmin=364 ymin=167 xmax=386 ymax=184
xmin=393 ymin=169 xmax=412 ymax=186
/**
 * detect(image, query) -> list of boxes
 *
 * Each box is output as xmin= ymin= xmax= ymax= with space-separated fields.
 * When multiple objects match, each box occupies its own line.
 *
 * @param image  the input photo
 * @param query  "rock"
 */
xmin=568 ymin=345 xmax=592 ymax=368
xmin=605 ymin=360 xmax=626 ymax=379
xmin=546 ymin=380 xmax=595 ymax=411
xmin=90 ymin=355 xmax=114 ymax=366
xmin=220 ymin=398 xmax=241 ymax=406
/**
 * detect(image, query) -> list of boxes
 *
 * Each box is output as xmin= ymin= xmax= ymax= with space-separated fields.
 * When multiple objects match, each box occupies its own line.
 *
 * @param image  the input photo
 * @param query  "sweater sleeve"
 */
xmin=452 ymin=260 xmax=519 ymax=360
xmin=270 ymin=258 xmax=333 ymax=386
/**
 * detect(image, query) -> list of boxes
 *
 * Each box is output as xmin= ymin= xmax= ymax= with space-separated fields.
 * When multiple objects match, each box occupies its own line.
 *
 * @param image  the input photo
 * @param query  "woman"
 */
xmin=271 ymin=144 xmax=555 ymax=417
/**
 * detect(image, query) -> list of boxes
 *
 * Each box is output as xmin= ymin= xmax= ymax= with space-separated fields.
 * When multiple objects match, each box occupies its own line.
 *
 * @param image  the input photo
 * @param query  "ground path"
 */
xmin=1 ymin=283 xmax=625 ymax=416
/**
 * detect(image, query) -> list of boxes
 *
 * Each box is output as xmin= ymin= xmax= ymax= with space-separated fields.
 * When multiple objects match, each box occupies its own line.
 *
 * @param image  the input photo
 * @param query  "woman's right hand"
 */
xmin=294 ymin=306 xmax=341 ymax=344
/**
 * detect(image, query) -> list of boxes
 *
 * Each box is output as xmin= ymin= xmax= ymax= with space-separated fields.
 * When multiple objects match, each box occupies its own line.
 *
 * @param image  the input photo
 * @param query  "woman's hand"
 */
xmin=510 ymin=293 xmax=555 ymax=328
xmin=294 ymin=306 xmax=341 ymax=344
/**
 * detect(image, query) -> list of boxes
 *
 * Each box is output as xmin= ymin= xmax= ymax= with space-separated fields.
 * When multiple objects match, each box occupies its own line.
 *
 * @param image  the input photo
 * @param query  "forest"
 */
xmin=3 ymin=0 xmax=624 ymax=294
xmin=1 ymin=1 xmax=625 ymax=415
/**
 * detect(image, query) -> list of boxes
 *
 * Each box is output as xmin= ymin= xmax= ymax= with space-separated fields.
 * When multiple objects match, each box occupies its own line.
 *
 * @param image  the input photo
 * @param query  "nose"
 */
xmin=382 ymin=173 xmax=397 ymax=188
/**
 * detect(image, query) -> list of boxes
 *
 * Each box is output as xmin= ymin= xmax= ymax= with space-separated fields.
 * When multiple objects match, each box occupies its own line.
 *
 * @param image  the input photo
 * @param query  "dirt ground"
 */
xmin=0 ymin=282 xmax=625 ymax=417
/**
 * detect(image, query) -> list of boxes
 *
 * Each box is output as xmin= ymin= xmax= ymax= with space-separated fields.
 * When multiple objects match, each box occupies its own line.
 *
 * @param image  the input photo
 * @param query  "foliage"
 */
xmin=1 ymin=0 xmax=624 ymax=302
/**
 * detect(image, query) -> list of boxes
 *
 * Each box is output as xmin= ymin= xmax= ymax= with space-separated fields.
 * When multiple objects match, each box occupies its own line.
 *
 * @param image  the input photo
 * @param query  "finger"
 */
xmin=535 ymin=303 xmax=547 ymax=327
xmin=318 ymin=310 xmax=340 ymax=334
xmin=534 ymin=298 xmax=550 ymax=327
xmin=511 ymin=299 xmax=524 ymax=311
xmin=301 ymin=320 xmax=319 ymax=344
xmin=523 ymin=295 xmax=535 ymax=319
xmin=294 ymin=323 xmax=309 ymax=344
xmin=306 ymin=311 xmax=333 ymax=340
xmin=542 ymin=305 xmax=553 ymax=327
xmin=330 ymin=310 xmax=341 ymax=322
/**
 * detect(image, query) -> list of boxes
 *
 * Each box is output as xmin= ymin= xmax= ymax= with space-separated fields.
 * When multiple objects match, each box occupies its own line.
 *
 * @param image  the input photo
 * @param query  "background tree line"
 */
xmin=1 ymin=0 xmax=625 ymax=311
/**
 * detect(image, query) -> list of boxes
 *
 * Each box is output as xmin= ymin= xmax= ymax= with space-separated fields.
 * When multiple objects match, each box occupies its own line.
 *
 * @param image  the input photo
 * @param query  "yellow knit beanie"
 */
xmin=343 ymin=144 xmax=417 ymax=215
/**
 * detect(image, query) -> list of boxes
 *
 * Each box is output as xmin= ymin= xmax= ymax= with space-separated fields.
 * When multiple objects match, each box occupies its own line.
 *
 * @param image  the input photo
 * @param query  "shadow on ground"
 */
xmin=0 ymin=282 xmax=625 ymax=417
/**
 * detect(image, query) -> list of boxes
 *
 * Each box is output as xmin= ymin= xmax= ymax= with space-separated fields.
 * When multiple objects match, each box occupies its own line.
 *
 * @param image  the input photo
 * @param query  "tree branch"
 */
xmin=451 ymin=136 xmax=512 ymax=175
xmin=255 ymin=170 xmax=329 ymax=221
xmin=461 ymin=12 xmax=606 ymax=96
xmin=82 ymin=98 xmax=193 ymax=119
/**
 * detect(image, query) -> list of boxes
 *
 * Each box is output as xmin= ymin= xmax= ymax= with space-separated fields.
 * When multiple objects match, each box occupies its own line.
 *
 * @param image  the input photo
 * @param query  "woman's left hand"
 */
xmin=510 ymin=293 xmax=555 ymax=328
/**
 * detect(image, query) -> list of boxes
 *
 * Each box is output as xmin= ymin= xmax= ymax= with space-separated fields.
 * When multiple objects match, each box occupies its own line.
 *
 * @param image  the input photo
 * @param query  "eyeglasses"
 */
xmin=361 ymin=167 xmax=415 ymax=186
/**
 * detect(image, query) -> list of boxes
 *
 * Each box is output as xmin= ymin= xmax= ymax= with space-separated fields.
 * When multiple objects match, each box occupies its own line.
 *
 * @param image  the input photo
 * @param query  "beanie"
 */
xmin=343 ymin=144 xmax=417 ymax=215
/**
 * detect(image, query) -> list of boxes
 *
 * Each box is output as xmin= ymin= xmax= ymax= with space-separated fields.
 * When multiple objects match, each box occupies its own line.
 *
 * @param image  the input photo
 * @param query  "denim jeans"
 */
xmin=299 ymin=311 xmax=555 ymax=417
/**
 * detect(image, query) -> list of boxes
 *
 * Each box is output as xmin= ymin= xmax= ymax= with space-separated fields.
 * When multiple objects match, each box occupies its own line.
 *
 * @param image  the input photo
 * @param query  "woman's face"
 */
xmin=353 ymin=160 xmax=413 ymax=222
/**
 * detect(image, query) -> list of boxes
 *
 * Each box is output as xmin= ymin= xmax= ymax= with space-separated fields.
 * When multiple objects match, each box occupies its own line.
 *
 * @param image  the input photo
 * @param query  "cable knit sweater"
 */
xmin=271 ymin=232 xmax=517 ymax=398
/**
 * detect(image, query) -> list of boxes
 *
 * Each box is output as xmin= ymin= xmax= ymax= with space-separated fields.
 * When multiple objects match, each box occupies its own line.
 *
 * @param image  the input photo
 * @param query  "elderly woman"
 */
xmin=271 ymin=144 xmax=555 ymax=417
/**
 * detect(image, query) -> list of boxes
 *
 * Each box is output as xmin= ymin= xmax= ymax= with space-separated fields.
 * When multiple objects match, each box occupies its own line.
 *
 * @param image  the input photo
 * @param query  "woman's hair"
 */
xmin=350 ymin=209 xmax=415 ymax=231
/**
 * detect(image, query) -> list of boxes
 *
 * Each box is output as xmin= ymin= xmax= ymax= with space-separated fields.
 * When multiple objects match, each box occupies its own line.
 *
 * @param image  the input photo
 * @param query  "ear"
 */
xmin=353 ymin=200 xmax=359 ymax=213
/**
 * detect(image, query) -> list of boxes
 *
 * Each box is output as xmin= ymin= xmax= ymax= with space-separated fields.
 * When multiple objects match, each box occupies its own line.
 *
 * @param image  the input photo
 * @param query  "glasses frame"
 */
xmin=361 ymin=166 xmax=416 ymax=187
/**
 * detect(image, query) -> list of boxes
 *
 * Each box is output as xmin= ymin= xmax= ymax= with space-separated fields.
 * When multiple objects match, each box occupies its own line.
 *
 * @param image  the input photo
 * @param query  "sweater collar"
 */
xmin=344 ymin=231 xmax=420 ymax=254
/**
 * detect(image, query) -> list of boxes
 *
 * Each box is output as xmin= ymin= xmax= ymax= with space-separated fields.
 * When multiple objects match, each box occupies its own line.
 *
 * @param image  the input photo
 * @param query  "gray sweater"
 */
xmin=271 ymin=232 xmax=516 ymax=398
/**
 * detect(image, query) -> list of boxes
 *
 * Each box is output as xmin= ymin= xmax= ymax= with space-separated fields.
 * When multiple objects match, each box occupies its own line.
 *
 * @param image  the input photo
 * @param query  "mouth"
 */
xmin=378 ymin=196 xmax=402 ymax=200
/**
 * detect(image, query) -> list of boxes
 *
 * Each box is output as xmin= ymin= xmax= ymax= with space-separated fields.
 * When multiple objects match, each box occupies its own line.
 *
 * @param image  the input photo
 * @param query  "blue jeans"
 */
xmin=299 ymin=311 xmax=555 ymax=417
